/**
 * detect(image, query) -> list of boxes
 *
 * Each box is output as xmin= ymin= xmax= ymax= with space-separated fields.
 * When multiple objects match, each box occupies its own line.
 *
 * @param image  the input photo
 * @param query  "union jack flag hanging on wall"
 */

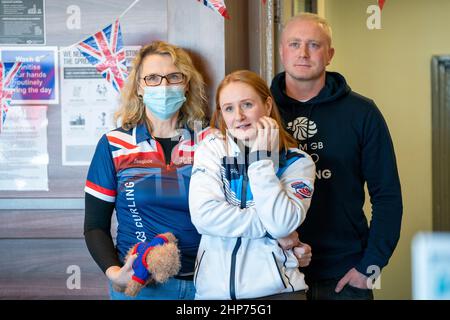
xmin=75 ymin=19 xmax=127 ymax=92
xmin=0 ymin=61 xmax=23 ymax=132
xmin=197 ymin=0 xmax=230 ymax=19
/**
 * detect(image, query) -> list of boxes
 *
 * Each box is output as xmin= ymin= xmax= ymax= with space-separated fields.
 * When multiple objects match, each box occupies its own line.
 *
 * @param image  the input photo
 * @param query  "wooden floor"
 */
xmin=0 ymin=210 xmax=114 ymax=300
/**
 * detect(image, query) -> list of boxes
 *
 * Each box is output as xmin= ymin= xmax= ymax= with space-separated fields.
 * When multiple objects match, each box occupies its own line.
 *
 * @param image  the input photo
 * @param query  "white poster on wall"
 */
xmin=0 ymin=105 xmax=48 ymax=190
xmin=60 ymin=45 xmax=141 ymax=166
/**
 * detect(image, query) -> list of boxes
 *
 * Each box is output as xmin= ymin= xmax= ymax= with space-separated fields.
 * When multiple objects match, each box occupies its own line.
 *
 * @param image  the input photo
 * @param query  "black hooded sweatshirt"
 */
xmin=271 ymin=71 xmax=403 ymax=281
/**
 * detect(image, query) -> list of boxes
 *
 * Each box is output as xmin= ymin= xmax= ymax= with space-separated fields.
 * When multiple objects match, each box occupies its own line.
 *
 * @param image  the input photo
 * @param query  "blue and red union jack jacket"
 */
xmin=85 ymin=123 xmax=210 ymax=274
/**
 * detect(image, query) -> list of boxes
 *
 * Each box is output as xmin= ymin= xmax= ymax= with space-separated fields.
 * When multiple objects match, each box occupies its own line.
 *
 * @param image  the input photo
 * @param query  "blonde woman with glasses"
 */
xmin=84 ymin=41 xmax=210 ymax=300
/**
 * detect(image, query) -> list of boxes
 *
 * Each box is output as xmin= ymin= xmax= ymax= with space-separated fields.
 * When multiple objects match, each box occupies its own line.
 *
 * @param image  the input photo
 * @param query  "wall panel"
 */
xmin=0 ymin=0 xmax=226 ymax=299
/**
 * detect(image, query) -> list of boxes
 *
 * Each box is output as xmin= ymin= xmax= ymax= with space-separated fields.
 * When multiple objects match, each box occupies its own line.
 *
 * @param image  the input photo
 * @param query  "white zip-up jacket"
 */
xmin=189 ymin=133 xmax=316 ymax=300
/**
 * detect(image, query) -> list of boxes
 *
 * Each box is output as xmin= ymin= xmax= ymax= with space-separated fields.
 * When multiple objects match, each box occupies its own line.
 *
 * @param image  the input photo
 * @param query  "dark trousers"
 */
xmin=306 ymin=278 xmax=374 ymax=300
xmin=254 ymin=290 xmax=307 ymax=300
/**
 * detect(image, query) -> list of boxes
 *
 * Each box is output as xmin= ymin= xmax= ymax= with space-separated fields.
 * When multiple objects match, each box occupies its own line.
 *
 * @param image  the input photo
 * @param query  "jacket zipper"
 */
xmin=229 ymin=238 xmax=241 ymax=300
xmin=194 ymin=250 xmax=205 ymax=286
xmin=271 ymin=252 xmax=287 ymax=289
xmin=229 ymin=164 xmax=247 ymax=300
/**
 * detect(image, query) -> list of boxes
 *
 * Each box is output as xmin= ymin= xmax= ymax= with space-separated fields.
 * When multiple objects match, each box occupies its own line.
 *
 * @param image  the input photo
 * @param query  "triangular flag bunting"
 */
xmin=75 ymin=19 xmax=128 ymax=92
xmin=197 ymin=0 xmax=230 ymax=19
xmin=0 ymin=61 xmax=23 ymax=132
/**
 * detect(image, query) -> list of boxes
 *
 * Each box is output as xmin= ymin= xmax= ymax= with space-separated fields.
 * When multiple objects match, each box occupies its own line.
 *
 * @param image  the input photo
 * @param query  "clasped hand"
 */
xmin=278 ymin=231 xmax=312 ymax=268
xmin=105 ymin=254 xmax=137 ymax=288
xmin=249 ymin=116 xmax=280 ymax=155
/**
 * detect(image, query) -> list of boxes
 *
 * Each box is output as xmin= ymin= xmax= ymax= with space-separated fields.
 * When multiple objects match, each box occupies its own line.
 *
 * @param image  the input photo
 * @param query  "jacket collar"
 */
xmin=135 ymin=122 xmax=193 ymax=145
xmin=135 ymin=123 xmax=151 ymax=144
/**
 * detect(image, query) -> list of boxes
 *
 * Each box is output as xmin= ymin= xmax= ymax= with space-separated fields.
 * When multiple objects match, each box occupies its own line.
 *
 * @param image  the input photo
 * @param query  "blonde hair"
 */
xmin=211 ymin=70 xmax=297 ymax=152
xmin=114 ymin=41 xmax=209 ymax=131
xmin=283 ymin=12 xmax=333 ymax=46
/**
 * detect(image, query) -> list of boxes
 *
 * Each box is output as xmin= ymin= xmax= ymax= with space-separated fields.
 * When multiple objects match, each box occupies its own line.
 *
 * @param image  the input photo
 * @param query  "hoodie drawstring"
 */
xmin=305 ymin=104 xmax=315 ymax=147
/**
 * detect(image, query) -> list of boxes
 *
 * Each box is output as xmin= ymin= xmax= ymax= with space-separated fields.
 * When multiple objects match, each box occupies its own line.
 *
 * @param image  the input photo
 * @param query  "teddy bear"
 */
xmin=112 ymin=232 xmax=181 ymax=297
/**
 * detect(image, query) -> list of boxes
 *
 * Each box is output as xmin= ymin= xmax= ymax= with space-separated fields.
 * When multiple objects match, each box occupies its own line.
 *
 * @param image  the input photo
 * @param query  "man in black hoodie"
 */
xmin=270 ymin=13 xmax=402 ymax=300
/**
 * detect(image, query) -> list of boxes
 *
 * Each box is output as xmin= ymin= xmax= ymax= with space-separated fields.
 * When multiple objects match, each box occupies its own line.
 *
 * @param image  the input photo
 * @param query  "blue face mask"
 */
xmin=142 ymin=85 xmax=186 ymax=120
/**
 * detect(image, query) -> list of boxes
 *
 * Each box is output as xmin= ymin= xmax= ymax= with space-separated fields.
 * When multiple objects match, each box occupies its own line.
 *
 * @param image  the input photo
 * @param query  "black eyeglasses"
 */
xmin=141 ymin=72 xmax=185 ymax=86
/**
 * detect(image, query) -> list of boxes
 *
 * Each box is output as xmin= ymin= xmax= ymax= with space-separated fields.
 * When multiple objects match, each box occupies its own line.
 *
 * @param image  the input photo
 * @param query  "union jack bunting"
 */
xmin=0 ymin=61 xmax=23 ymax=132
xmin=197 ymin=0 xmax=230 ymax=19
xmin=75 ymin=19 xmax=127 ymax=92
